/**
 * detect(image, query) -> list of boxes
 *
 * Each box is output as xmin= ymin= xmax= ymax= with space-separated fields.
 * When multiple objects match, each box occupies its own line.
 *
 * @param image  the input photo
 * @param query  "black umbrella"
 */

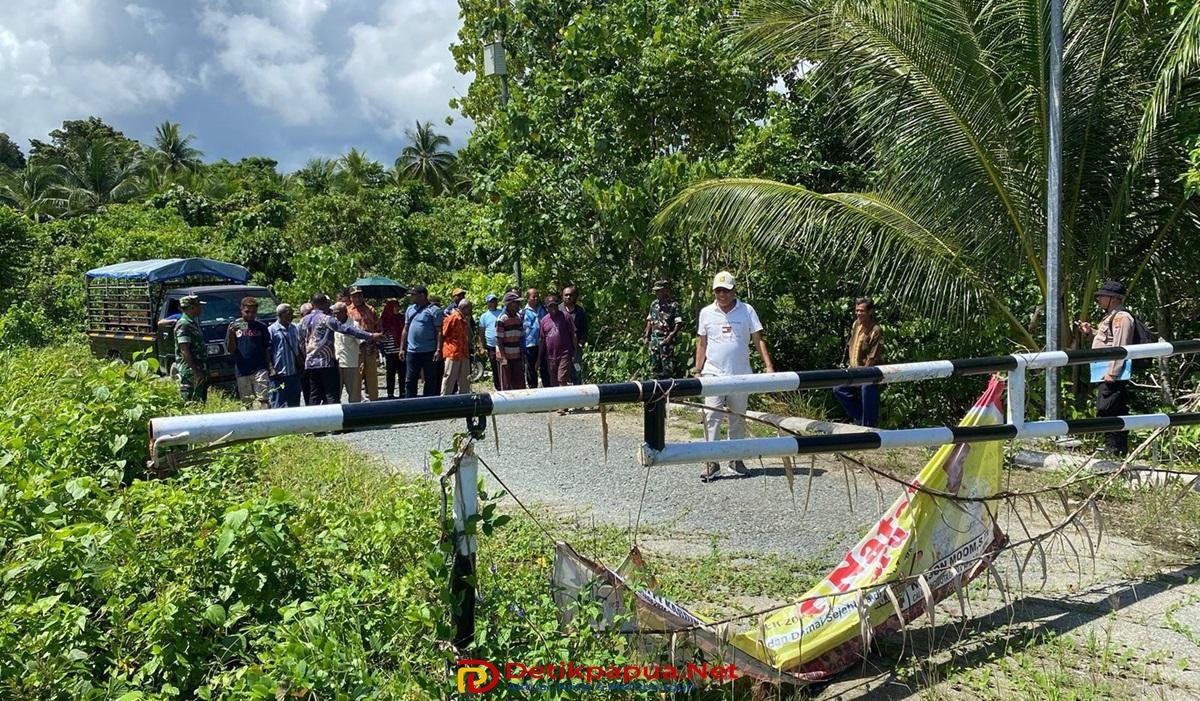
xmin=350 ymin=276 xmax=408 ymax=299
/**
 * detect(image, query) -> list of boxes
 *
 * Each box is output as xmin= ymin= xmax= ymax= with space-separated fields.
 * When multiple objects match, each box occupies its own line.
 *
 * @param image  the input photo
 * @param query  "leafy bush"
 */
xmin=0 ymin=346 xmax=645 ymax=699
xmin=0 ymin=207 xmax=32 ymax=308
xmin=0 ymin=301 xmax=58 ymax=351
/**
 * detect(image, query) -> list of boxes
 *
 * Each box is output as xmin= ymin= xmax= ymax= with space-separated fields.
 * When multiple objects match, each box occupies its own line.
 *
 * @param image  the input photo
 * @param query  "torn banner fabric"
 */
xmin=552 ymin=377 xmax=1008 ymax=683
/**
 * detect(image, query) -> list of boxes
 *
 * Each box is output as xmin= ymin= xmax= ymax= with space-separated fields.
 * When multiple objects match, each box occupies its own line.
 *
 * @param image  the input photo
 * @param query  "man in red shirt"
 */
xmin=441 ymin=299 xmax=473 ymax=395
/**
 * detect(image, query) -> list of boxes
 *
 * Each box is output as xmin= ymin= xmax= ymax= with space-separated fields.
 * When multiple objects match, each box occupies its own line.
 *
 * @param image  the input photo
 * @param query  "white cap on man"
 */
xmin=712 ymin=271 xmax=735 ymax=290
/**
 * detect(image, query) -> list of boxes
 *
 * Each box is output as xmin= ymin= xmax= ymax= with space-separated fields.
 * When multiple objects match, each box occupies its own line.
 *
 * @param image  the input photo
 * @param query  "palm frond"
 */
xmin=656 ymin=178 xmax=1036 ymax=345
xmin=733 ymin=0 xmax=1042 ymax=287
xmin=1128 ymin=0 xmax=1200 ymax=173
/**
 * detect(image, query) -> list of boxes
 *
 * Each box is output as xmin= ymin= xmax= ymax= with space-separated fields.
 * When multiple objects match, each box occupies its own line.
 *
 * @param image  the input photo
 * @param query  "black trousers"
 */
xmin=383 ymin=352 xmax=405 ymax=397
xmin=523 ymin=346 xmax=550 ymax=388
xmin=300 ymin=369 xmax=312 ymax=405
xmin=306 ymin=366 xmax=341 ymax=405
xmin=405 ymin=351 xmax=440 ymax=398
xmin=1096 ymin=380 xmax=1130 ymax=455
xmin=486 ymin=345 xmax=501 ymax=390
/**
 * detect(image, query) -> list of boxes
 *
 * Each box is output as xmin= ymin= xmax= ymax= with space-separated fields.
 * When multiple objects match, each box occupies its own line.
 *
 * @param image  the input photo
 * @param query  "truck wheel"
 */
xmin=106 ymin=350 xmax=122 ymax=361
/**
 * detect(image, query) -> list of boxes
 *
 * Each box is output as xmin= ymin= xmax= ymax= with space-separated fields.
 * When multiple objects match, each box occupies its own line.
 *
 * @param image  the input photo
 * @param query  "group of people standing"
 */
xmin=174 ymin=283 xmax=593 ymax=410
xmin=173 ymin=271 xmax=1143 ymax=484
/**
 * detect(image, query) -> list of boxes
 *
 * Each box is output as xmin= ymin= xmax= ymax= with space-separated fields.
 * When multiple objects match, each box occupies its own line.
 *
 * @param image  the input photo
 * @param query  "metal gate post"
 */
xmin=452 ymin=444 xmax=479 ymax=649
xmin=1007 ymin=358 xmax=1027 ymax=431
xmin=644 ymin=390 xmax=667 ymax=452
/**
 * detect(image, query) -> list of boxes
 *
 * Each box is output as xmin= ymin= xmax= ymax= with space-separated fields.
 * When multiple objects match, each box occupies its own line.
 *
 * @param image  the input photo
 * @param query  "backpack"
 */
xmin=1109 ymin=312 xmax=1157 ymax=371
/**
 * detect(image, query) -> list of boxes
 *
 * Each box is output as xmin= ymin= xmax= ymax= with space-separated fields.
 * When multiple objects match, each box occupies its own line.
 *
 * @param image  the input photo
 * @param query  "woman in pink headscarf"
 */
xmin=380 ymin=299 xmax=406 ymax=398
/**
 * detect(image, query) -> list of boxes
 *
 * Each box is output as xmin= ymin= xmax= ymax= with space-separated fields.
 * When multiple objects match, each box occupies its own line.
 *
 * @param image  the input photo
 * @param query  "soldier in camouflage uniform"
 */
xmin=174 ymin=295 xmax=209 ymax=403
xmin=641 ymin=280 xmax=684 ymax=379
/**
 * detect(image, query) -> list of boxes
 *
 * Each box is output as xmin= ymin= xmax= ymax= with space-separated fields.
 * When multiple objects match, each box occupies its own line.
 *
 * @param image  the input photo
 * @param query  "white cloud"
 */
xmin=125 ymin=3 xmax=167 ymax=35
xmin=200 ymin=2 xmax=333 ymax=126
xmin=0 ymin=0 xmax=472 ymax=164
xmin=341 ymin=0 xmax=468 ymax=138
xmin=0 ymin=21 xmax=182 ymax=146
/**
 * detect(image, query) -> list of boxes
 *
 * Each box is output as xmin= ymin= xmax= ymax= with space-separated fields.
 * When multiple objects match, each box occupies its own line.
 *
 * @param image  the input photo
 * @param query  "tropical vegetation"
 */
xmin=657 ymin=0 xmax=1200 ymax=352
xmin=1 ymin=0 xmax=1200 ymax=697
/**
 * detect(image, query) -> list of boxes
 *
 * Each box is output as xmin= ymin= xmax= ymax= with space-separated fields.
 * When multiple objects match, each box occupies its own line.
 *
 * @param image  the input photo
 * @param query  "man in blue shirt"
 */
xmin=400 ymin=285 xmax=444 ymax=398
xmin=226 ymin=297 xmax=272 ymax=409
xmin=522 ymin=288 xmax=548 ymax=388
xmin=267 ymin=303 xmax=303 ymax=408
xmin=478 ymin=293 xmax=503 ymax=390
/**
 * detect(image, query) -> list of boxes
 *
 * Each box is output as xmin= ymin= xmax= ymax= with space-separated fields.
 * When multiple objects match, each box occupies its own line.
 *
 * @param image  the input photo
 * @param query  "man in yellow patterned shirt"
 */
xmin=834 ymin=297 xmax=883 ymax=426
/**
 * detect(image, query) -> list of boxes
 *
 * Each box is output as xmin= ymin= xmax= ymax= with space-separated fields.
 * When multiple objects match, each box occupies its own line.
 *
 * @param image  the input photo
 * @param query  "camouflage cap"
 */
xmin=179 ymin=295 xmax=204 ymax=308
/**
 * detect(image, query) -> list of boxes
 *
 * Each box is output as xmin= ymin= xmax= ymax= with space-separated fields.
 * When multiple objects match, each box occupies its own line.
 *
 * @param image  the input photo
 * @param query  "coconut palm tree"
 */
xmin=396 ymin=121 xmax=457 ymax=194
xmin=52 ymin=138 xmax=143 ymax=215
xmin=150 ymin=121 xmax=203 ymax=176
xmin=657 ymin=0 xmax=1200 ymax=350
xmin=0 ymin=164 xmax=63 ymax=222
xmin=295 ymin=157 xmax=338 ymax=195
xmin=336 ymin=147 xmax=385 ymax=193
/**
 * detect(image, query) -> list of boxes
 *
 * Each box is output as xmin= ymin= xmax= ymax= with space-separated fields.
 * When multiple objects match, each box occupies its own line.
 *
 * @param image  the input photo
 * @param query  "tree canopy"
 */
xmin=658 ymin=0 xmax=1200 ymax=350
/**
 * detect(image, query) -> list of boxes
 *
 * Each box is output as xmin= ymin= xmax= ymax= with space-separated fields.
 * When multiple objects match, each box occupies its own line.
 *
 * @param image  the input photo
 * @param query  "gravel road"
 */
xmin=332 ymin=406 xmax=907 ymax=560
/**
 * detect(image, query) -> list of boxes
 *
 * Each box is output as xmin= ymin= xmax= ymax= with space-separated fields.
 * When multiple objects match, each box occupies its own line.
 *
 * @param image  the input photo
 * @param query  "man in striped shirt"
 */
xmin=495 ymin=291 xmax=526 ymax=390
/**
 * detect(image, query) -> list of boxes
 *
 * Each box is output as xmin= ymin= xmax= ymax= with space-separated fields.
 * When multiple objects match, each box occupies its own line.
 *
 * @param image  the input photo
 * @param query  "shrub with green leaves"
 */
xmin=0 ymin=346 xmax=650 ymax=699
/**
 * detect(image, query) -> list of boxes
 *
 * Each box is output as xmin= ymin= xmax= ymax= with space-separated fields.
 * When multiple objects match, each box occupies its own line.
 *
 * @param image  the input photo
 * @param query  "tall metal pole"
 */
xmin=494 ymin=0 xmax=522 ymax=290
xmin=1045 ymin=0 xmax=1063 ymax=420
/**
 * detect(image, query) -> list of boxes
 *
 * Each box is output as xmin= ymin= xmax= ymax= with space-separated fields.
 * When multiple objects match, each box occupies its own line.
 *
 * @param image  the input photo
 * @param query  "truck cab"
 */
xmin=86 ymin=258 xmax=280 ymax=390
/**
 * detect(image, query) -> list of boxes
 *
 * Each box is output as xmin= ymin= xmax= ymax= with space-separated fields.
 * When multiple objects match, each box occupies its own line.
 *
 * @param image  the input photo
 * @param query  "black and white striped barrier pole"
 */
xmin=638 ymin=412 xmax=1200 ymax=465
xmin=149 ymin=340 xmax=1200 ymax=462
xmin=638 ymin=339 xmax=1200 ymax=465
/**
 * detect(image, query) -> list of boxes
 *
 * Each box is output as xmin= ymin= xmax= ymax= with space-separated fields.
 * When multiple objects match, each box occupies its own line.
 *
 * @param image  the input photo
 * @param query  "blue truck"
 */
xmin=85 ymin=258 xmax=279 ymax=389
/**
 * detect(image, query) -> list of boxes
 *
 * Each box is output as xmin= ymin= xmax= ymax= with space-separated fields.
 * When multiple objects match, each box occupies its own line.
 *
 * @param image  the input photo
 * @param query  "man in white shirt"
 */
xmin=332 ymin=302 xmax=363 ymax=403
xmin=692 ymin=271 xmax=775 ymax=482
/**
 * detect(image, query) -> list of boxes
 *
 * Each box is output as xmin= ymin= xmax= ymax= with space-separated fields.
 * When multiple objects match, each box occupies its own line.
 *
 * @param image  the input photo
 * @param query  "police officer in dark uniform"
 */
xmin=175 ymin=295 xmax=209 ymax=403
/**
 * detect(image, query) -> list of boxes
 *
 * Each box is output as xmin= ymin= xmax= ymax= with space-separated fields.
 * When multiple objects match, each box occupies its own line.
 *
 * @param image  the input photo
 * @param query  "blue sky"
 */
xmin=0 ymin=0 xmax=471 ymax=172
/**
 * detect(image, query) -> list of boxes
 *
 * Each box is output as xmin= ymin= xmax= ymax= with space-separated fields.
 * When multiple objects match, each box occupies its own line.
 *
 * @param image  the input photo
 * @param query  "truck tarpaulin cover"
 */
xmin=551 ymin=377 xmax=1007 ymax=684
xmin=85 ymin=258 xmax=251 ymax=284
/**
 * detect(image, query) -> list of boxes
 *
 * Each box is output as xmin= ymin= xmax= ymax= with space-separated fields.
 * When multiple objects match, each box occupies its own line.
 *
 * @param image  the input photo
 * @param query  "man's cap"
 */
xmin=410 ymin=284 xmax=428 ymax=294
xmin=452 ymin=287 xmax=466 ymax=296
xmin=241 ymin=296 xmax=259 ymax=307
xmin=180 ymin=295 xmax=204 ymax=308
xmin=652 ymin=279 xmax=669 ymax=291
xmin=485 ymin=293 xmax=498 ymax=302
xmin=349 ymin=286 xmax=364 ymax=295
xmin=502 ymin=291 xmax=521 ymax=304
xmin=712 ymin=271 xmax=735 ymax=290
xmin=1095 ymin=280 xmax=1126 ymax=298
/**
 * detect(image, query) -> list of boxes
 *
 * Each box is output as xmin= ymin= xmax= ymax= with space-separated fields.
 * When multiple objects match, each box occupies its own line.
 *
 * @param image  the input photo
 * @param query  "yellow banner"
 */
xmin=731 ymin=378 xmax=1008 ymax=679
